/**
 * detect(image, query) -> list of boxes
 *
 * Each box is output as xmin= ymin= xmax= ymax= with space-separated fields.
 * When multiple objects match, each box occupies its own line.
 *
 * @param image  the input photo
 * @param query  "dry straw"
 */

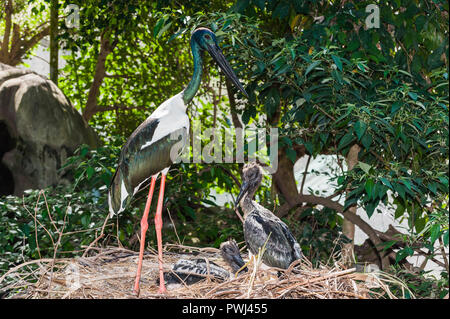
xmin=0 ymin=244 xmax=414 ymax=299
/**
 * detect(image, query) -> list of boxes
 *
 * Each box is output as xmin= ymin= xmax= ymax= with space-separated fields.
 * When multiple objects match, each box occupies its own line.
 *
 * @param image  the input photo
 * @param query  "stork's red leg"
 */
xmin=133 ymin=176 xmax=156 ymax=296
xmin=155 ymin=173 xmax=167 ymax=293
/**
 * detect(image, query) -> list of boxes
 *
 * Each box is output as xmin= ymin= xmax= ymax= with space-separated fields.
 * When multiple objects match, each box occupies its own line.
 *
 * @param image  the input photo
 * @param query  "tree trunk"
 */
xmin=272 ymin=149 xmax=302 ymax=210
xmin=49 ymin=0 xmax=59 ymax=84
xmin=0 ymin=0 xmax=50 ymax=66
xmin=225 ymin=79 xmax=242 ymax=129
xmin=0 ymin=0 xmax=13 ymax=62
xmin=341 ymin=144 xmax=361 ymax=265
xmin=82 ymin=31 xmax=116 ymax=121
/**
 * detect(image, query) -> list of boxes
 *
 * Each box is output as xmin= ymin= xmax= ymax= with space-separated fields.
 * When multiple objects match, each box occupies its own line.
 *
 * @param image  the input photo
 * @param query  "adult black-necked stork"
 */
xmin=235 ymin=162 xmax=302 ymax=270
xmin=108 ymin=27 xmax=248 ymax=295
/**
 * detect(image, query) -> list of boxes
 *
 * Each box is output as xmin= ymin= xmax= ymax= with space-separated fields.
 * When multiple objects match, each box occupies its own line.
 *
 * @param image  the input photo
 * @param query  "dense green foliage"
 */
xmin=159 ymin=0 xmax=448 ymax=277
xmin=0 ymin=0 xmax=448 ymax=298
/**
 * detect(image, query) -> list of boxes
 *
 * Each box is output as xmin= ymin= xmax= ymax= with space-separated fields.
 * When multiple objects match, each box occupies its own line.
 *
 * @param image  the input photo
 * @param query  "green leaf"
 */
xmin=405 ymin=246 xmax=414 ymax=256
xmin=427 ymin=182 xmax=437 ymax=194
xmin=395 ymin=247 xmax=412 ymax=263
xmin=319 ymin=132 xmax=329 ymax=144
xmin=337 ymin=132 xmax=355 ymax=151
xmin=344 ymin=197 xmax=358 ymax=211
xmin=395 ymin=201 xmax=405 ymax=219
xmin=20 ymin=223 xmax=31 ymax=236
xmin=251 ymin=47 xmax=263 ymax=58
xmin=304 ymin=142 xmax=313 ymax=155
xmin=365 ymin=178 xmax=375 ymax=200
xmin=331 ymin=55 xmax=343 ymax=71
xmin=415 ymin=217 xmax=426 ymax=233
xmin=443 ymin=230 xmax=449 ymax=246
xmin=286 ymin=148 xmax=297 ymax=163
xmin=86 ymin=166 xmax=94 ymax=180
xmin=392 ymin=183 xmax=406 ymax=200
xmin=358 ymin=162 xmax=372 ymax=174
xmin=382 ymin=240 xmax=397 ymax=252
xmin=256 ymin=61 xmax=265 ymax=73
xmin=391 ymin=101 xmax=402 ymax=115
xmin=80 ymin=146 xmax=89 ymax=157
xmin=153 ymin=17 xmax=166 ymax=38
xmin=156 ymin=21 xmax=172 ymax=38
xmin=305 ymin=61 xmax=321 ymax=77
xmin=430 ymin=224 xmax=440 ymax=245
xmin=408 ymin=92 xmax=418 ymax=101
xmin=365 ymin=201 xmax=377 ymax=218
xmin=361 ymin=134 xmax=372 ymax=149
xmin=354 ymin=121 xmax=367 ymax=141
xmin=81 ymin=215 xmax=89 ymax=227
xmin=400 ymin=179 xmax=412 ymax=191
xmin=380 ymin=177 xmax=393 ymax=190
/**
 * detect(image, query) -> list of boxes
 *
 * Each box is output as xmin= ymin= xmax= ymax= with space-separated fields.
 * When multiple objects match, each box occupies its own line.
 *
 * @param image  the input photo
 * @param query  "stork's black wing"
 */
xmin=108 ymin=117 xmax=187 ymax=215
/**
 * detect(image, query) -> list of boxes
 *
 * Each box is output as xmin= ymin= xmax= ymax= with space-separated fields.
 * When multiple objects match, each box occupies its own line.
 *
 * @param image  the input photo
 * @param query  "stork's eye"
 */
xmin=204 ymin=34 xmax=211 ymax=40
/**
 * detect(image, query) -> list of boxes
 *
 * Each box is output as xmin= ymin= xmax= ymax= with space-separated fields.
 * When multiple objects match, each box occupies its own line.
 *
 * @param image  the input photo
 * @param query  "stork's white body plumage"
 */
xmin=140 ymin=92 xmax=189 ymax=152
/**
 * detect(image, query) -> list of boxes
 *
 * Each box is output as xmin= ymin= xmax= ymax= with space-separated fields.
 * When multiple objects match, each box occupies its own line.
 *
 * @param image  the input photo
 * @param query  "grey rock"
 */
xmin=0 ymin=63 xmax=100 ymax=195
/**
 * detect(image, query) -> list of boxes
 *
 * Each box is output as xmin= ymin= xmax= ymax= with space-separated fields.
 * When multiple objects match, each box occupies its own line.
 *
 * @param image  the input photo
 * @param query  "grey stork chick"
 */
xmin=159 ymin=239 xmax=247 ymax=287
xmin=158 ymin=258 xmax=230 ymax=287
xmin=220 ymin=239 xmax=248 ymax=274
xmin=235 ymin=162 xmax=302 ymax=270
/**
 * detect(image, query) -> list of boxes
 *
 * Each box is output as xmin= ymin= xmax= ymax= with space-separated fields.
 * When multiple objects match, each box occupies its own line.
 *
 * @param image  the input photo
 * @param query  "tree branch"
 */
xmin=299 ymin=155 xmax=311 ymax=195
xmin=225 ymin=78 xmax=242 ymax=129
xmin=342 ymin=144 xmax=361 ymax=264
xmin=0 ymin=0 xmax=13 ymax=60
xmin=83 ymin=30 xmax=117 ymax=121
xmin=219 ymin=165 xmax=241 ymax=188
xmin=277 ymin=192 xmax=391 ymax=269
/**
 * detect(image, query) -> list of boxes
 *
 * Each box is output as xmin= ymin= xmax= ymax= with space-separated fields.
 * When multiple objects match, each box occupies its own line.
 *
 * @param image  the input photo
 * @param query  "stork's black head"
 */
xmin=191 ymin=27 xmax=219 ymax=51
xmin=191 ymin=27 xmax=248 ymax=98
xmin=235 ymin=162 xmax=263 ymax=208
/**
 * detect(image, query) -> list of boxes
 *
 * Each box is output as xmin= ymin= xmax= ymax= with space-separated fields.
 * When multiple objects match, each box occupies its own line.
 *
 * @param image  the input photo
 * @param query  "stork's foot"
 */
xmin=158 ymin=286 xmax=167 ymax=294
xmin=157 ymin=270 xmax=167 ymax=294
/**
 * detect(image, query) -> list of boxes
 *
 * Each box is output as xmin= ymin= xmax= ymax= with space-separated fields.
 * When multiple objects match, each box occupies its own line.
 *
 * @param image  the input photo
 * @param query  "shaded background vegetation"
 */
xmin=0 ymin=0 xmax=448 ymax=298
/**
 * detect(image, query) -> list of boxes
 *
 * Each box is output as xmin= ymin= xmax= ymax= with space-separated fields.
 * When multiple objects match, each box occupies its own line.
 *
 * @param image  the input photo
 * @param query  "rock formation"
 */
xmin=0 ymin=63 xmax=99 ymax=196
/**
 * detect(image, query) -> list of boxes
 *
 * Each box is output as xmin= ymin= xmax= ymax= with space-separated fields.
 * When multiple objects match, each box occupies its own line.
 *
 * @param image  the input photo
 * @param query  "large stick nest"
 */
xmin=0 ymin=245 xmax=411 ymax=299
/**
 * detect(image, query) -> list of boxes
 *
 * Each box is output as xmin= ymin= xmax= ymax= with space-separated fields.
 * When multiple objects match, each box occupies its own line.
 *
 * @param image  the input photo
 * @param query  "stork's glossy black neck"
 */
xmin=182 ymin=39 xmax=202 ymax=104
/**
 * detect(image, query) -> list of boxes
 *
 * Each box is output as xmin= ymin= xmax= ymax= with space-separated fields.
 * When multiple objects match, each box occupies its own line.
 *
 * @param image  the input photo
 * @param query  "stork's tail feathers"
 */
xmin=108 ymin=168 xmax=129 ymax=218
xmin=220 ymin=239 xmax=248 ymax=274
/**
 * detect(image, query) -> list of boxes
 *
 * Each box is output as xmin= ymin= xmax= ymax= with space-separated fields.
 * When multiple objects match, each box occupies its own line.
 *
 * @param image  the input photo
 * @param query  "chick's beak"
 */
xmin=235 ymin=180 xmax=250 ymax=209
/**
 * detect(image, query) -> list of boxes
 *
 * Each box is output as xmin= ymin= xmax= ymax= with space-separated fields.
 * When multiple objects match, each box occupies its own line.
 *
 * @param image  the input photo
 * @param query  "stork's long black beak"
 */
xmin=207 ymin=44 xmax=248 ymax=98
xmin=235 ymin=180 xmax=250 ymax=209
